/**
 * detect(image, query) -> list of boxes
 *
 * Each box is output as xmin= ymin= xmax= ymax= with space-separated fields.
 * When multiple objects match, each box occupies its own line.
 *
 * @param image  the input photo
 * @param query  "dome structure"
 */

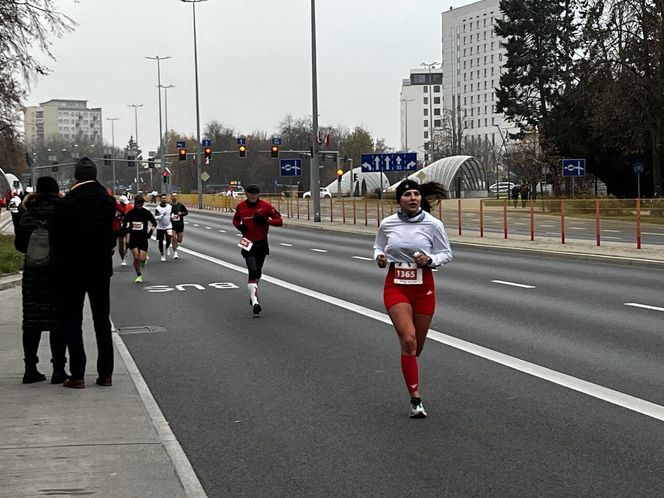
xmin=326 ymin=167 xmax=390 ymax=195
xmin=386 ymin=155 xmax=487 ymax=197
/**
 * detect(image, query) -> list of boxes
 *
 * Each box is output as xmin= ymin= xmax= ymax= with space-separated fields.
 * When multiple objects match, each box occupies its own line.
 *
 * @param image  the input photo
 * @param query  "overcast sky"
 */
xmin=28 ymin=0 xmax=476 ymax=154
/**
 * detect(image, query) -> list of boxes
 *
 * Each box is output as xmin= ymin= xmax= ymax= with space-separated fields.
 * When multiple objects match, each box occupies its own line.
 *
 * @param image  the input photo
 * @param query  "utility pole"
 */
xmin=106 ymin=117 xmax=119 ymax=194
xmin=145 ymin=55 xmax=171 ymax=195
xmin=310 ymin=0 xmax=321 ymax=222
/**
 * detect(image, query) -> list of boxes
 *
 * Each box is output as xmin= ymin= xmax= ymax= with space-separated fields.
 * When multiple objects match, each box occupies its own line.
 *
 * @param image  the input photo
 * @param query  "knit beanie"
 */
xmin=36 ymin=176 xmax=59 ymax=194
xmin=74 ymin=156 xmax=97 ymax=181
xmin=395 ymin=180 xmax=421 ymax=201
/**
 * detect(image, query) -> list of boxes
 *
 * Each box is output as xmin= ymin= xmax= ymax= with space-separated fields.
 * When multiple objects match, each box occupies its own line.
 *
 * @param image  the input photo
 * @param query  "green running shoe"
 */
xmin=135 ymin=274 xmax=143 ymax=283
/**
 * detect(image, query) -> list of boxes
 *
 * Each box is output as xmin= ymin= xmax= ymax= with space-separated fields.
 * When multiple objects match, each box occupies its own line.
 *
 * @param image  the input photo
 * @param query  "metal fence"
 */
xmin=177 ymin=194 xmax=664 ymax=249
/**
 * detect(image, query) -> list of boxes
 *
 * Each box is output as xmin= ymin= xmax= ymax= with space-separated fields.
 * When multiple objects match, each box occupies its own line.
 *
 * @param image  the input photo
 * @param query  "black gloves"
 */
xmin=253 ymin=213 xmax=267 ymax=224
xmin=239 ymin=224 xmax=248 ymax=234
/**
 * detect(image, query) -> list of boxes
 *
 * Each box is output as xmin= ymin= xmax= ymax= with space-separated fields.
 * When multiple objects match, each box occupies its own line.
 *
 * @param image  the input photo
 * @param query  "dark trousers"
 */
xmin=22 ymin=326 xmax=66 ymax=369
xmin=243 ymin=242 xmax=269 ymax=281
xmin=60 ymin=274 xmax=113 ymax=379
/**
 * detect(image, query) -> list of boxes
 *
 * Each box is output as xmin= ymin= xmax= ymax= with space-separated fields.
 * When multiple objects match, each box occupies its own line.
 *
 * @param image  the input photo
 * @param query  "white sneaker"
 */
xmin=166 ymin=248 xmax=171 ymax=256
xmin=173 ymin=251 xmax=178 ymax=260
xmin=409 ymin=398 xmax=427 ymax=419
xmin=121 ymin=259 xmax=127 ymax=267
xmin=160 ymin=255 xmax=166 ymax=262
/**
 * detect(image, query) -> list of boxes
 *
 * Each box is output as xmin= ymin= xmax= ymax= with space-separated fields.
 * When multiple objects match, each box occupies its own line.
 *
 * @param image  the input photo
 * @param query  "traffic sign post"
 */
xmin=634 ymin=162 xmax=644 ymax=198
xmin=279 ymin=159 xmax=302 ymax=177
xmin=562 ymin=159 xmax=586 ymax=199
xmin=360 ymin=153 xmax=417 ymax=173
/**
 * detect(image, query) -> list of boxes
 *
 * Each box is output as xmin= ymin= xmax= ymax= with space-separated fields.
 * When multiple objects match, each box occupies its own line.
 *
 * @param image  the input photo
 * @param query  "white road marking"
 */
xmin=193 ymin=223 xmax=199 ymax=227
xmin=235 ymin=233 xmax=242 ymax=237
xmin=491 ymin=280 xmax=536 ymax=289
xmin=540 ymin=224 xmax=555 ymax=227
xmin=625 ymin=303 xmax=664 ymax=313
xmin=205 ymin=226 xmax=212 ymax=230
xmin=603 ymin=229 xmax=620 ymax=233
xmin=280 ymin=243 xmax=293 ymax=247
xmin=179 ymin=245 xmax=664 ymax=423
xmin=569 ymin=227 xmax=586 ymax=230
xmin=311 ymin=248 xmax=328 ymax=253
xmin=603 ymin=236 xmax=623 ymax=240
xmin=218 ymin=229 xmax=226 ymax=233
xmin=184 ymin=221 xmax=189 ymax=225
xmin=642 ymin=232 xmax=664 ymax=236
xmin=352 ymin=256 xmax=373 ymax=261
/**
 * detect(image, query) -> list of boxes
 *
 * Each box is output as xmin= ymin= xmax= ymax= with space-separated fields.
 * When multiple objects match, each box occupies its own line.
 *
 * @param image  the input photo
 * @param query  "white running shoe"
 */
xmin=160 ymin=255 xmax=166 ymax=262
xmin=166 ymin=248 xmax=171 ymax=256
xmin=121 ymin=259 xmax=127 ymax=267
xmin=409 ymin=398 xmax=427 ymax=419
xmin=173 ymin=251 xmax=178 ymax=260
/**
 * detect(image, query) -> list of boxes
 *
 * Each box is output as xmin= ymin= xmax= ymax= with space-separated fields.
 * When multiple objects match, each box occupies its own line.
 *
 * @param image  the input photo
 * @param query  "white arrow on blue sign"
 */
xmin=562 ymin=158 xmax=586 ymax=177
xmin=360 ymin=153 xmax=418 ymax=173
xmin=633 ymin=163 xmax=645 ymax=174
xmin=176 ymin=141 xmax=186 ymax=149
xmin=202 ymin=139 xmax=212 ymax=147
xmin=279 ymin=159 xmax=302 ymax=177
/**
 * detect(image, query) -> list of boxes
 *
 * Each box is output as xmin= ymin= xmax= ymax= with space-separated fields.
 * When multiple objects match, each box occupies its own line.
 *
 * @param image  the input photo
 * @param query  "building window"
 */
xmin=423 ymin=86 xmax=428 ymax=93
xmin=434 ymin=120 xmax=442 ymax=127
xmin=424 ymin=131 xmax=429 ymax=139
xmin=433 ymin=85 xmax=440 ymax=93
xmin=434 ymin=97 xmax=440 ymax=104
xmin=434 ymin=108 xmax=440 ymax=115
xmin=424 ymin=120 xmax=429 ymax=127
xmin=423 ymin=97 xmax=428 ymax=105
xmin=423 ymin=108 xmax=429 ymax=116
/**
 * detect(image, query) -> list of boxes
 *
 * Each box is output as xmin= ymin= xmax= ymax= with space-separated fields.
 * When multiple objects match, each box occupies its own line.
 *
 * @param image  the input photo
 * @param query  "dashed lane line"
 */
xmin=218 ymin=230 xmax=226 ymax=233
xmin=625 ymin=303 xmax=664 ymax=313
xmin=205 ymin=227 xmax=212 ymax=230
xmin=311 ymin=248 xmax=328 ymax=253
xmin=178 ymin=245 xmax=664 ymax=423
xmin=280 ymin=243 xmax=293 ymax=247
xmin=352 ymin=256 xmax=373 ymax=261
xmin=491 ymin=280 xmax=536 ymax=289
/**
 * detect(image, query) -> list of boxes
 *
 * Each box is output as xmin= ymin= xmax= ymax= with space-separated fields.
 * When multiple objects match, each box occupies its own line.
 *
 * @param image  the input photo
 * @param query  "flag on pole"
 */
xmin=316 ymin=129 xmax=323 ymax=145
xmin=324 ymin=129 xmax=331 ymax=146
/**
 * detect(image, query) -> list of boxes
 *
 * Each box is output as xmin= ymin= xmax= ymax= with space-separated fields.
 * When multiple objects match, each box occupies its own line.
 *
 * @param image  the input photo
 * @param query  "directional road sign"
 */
xmin=272 ymin=137 xmax=282 ymax=146
xmin=236 ymin=137 xmax=246 ymax=145
xmin=360 ymin=153 xmax=417 ymax=173
xmin=562 ymin=158 xmax=586 ymax=177
xmin=633 ymin=162 xmax=645 ymax=174
xmin=279 ymin=159 xmax=302 ymax=177
xmin=202 ymin=139 xmax=212 ymax=147
xmin=176 ymin=141 xmax=186 ymax=149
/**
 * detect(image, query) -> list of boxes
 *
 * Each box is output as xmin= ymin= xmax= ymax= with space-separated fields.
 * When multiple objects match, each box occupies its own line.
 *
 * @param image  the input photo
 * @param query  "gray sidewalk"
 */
xmin=0 ymin=275 xmax=203 ymax=497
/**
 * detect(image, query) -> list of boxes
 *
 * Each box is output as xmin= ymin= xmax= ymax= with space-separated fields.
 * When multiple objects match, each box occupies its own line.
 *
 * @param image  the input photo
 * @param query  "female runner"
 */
xmin=373 ymin=179 xmax=452 ymax=418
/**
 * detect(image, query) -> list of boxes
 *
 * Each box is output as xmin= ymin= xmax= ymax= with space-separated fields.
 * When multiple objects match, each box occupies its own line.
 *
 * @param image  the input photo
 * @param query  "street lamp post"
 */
xmin=106 ymin=117 xmax=119 ymax=194
xmin=181 ymin=0 xmax=206 ymax=208
xmin=128 ymin=104 xmax=143 ymax=195
xmin=310 ymin=0 xmax=321 ymax=222
xmin=420 ymin=62 xmax=438 ymax=164
xmin=159 ymin=85 xmax=174 ymax=193
xmin=400 ymin=98 xmax=414 ymax=151
xmin=145 ymin=55 xmax=171 ymax=195
xmin=494 ymin=124 xmax=508 ymax=199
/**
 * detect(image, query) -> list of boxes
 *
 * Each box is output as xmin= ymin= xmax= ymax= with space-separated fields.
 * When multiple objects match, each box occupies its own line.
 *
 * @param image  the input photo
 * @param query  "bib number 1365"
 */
xmin=393 ymin=263 xmax=423 ymax=285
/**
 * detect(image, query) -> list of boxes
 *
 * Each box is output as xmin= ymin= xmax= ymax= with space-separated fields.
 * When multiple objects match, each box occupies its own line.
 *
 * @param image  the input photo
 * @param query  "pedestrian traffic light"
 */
xmin=353 ymin=173 xmax=358 ymax=182
xmin=148 ymin=157 xmax=155 ymax=168
xmin=270 ymin=145 xmax=279 ymax=158
xmin=103 ymin=154 xmax=111 ymax=166
xmin=204 ymin=146 xmax=212 ymax=160
xmin=239 ymin=144 xmax=247 ymax=158
xmin=127 ymin=155 xmax=135 ymax=168
xmin=179 ymin=148 xmax=187 ymax=161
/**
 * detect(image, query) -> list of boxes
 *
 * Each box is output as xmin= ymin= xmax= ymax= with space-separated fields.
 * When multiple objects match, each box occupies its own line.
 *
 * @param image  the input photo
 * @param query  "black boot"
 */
xmin=23 ymin=357 xmax=46 ymax=384
xmin=50 ymin=358 xmax=69 ymax=384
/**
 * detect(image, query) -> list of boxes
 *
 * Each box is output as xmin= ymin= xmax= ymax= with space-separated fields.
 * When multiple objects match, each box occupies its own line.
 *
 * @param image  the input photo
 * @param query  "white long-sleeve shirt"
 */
xmin=373 ymin=210 xmax=453 ymax=267
xmin=154 ymin=203 xmax=173 ymax=230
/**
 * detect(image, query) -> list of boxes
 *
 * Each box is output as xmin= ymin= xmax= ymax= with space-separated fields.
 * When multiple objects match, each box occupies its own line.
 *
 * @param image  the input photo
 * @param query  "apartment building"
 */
xmin=24 ymin=99 xmax=103 ymax=147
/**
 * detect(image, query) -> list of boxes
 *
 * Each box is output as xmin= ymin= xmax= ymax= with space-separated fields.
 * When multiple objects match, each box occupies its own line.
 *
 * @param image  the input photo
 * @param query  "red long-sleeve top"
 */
xmin=232 ymin=198 xmax=283 ymax=241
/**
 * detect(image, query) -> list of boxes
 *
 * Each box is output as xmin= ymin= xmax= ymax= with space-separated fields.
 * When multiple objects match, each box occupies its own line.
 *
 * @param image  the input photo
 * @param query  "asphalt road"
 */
xmin=110 ymin=211 xmax=664 ymax=497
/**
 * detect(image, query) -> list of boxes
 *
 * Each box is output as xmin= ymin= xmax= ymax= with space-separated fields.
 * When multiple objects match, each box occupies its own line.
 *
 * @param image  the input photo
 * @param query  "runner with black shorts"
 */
xmin=373 ymin=179 xmax=452 ymax=418
xmin=232 ymin=184 xmax=283 ymax=315
xmin=169 ymin=193 xmax=188 ymax=260
xmin=154 ymin=193 xmax=172 ymax=262
xmin=122 ymin=195 xmax=157 ymax=283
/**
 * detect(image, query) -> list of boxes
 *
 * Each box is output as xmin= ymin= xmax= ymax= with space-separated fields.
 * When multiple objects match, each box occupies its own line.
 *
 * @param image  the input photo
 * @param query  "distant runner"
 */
xmin=169 ymin=193 xmax=188 ymax=260
xmin=154 ymin=193 xmax=172 ymax=262
xmin=122 ymin=195 xmax=157 ymax=283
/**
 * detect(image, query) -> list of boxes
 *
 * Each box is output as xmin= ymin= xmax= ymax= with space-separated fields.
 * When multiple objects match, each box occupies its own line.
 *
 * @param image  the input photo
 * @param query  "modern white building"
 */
xmin=400 ymin=67 xmax=444 ymax=164
xmin=441 ymin=0 xmax=514 ymax=149
xmin=24 ymin=99 xmax=103 ymax=147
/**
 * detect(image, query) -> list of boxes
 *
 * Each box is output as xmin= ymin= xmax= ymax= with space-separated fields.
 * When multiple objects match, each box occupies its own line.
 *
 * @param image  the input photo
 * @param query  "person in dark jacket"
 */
xmin=13 ymin=176 xmax=68 ymax=384
xmin=51 ymin=157 xmax=116 ymax=389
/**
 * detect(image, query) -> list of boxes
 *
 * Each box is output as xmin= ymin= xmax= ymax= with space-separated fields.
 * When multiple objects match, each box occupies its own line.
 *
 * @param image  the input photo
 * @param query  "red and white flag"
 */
xmin=324 ymin=129 xmax=331 ymax=146
xmin=316 ymin=129 xmax=323 ymax=145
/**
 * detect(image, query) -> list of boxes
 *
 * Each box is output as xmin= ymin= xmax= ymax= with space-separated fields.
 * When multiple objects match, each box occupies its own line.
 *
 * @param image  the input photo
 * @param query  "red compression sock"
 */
xmin=401 ymin=354 xmax=419 ymax=395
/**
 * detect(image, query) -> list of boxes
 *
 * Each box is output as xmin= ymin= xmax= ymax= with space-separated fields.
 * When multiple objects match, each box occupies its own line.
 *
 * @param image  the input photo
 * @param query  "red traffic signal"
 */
xmin=178 ymin=148 xmax=187 ymax=161
xmin=238 ymin=144 xmax=247 ymax=158
xmin=204 ymin=146 xmax=212 ymax=160
xmin=336 ymin=169 xmax=344 ymax=177
xmin=270 ymin=145 xmax=279 ymax=158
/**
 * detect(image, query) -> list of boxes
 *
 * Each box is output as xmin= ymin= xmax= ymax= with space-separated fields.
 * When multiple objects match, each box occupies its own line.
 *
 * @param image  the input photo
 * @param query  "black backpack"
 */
xmin=25 ymin=220 xmax=54 ymax=268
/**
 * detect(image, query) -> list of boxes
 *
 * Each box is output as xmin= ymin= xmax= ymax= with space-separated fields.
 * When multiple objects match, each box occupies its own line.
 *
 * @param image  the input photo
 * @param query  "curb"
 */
xmin=0 ymin=273 xmax=21 ymax=291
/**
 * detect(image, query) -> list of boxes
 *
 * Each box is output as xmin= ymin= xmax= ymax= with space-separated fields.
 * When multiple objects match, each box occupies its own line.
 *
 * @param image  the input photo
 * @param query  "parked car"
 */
xmin=488 ymin=182 xmax=517 ymax=195
xmin=302 ymin=187 xmax=332 ymax=199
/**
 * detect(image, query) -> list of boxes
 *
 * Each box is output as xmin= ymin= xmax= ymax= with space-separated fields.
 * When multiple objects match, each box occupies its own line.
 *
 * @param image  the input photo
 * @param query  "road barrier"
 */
xmin=176 ymin=194 xmax=664 ymax=249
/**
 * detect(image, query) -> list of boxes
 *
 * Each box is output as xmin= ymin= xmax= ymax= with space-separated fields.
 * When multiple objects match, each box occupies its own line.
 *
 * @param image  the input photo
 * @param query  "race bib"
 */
xmin=131 ymin=221 xmax=144 ymax=231
xmin=172 ymin=215 xmax=180 ymax=221
xmin=166 ymin=229 xmax=173 ymax=236
xmin=393 ymin=263 xmax=423 ymax=285
xmin=238 ymin=237 xmax=253 ymax=251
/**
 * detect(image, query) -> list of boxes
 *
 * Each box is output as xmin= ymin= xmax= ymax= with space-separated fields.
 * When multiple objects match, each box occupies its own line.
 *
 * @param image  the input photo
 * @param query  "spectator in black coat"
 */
xmin=14 ymin=176 xmax=68 ymax=384
xmin=51 ymin=157 xmax=116 ymax=389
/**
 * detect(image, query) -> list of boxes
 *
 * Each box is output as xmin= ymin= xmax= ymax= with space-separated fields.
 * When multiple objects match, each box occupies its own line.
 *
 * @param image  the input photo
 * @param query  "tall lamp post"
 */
xmin=181 ymin=0 xmax=206 ymax=208
xmin=127 ymin=104 xmax=143 ymax=194
xmin=494 ymin=124 xmax=508 ymax=199
xmin=159 ymin=84 xmax=174 ymax=193
xmin=420 ymin=62 xmax=438 ymax=164
xmin=400 ymin=98 xmax=414 ymax=150
xmin=106 ymin=117 xmax=119 ymax=194
xmin=145 ymin=55 xmax=171 ymax=195
xmin=310 ymin=0 xmax=321 ymax=222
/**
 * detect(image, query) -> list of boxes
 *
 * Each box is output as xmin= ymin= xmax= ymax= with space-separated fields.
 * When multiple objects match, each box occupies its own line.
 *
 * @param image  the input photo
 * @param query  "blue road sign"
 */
xmin=202 ymin=139 xmax=211 ymax=147
xmin=562 ymin=158 xmax=586 ymax=177
xmin=634 ymin=162 xmax=645 ymax=174
xmin=272 ymin=137 xmax=282 ymax=146
xmin=360 ymin=153 xmax=418 ymax=173
xmin=176 ymin=141 xmax=186 ymax=149
xmin=236 ymin=137 xmax=246 ymax=145
xmin=279 ymin=159 xmax=302 ymax=177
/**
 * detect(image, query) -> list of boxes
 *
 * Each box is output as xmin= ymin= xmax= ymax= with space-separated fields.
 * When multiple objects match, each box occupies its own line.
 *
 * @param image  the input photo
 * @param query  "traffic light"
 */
xmin=337 ymin=169 xmax=344 ymax=178
xmin=148 ymin=157 xmax=155 ymax=168
xmin=127 ymin=155 xmax=135 ymax=168
xmin=103 ymin=154 xmax=111 ymax=166
xmin=353 ymin=173 xmax=358 ymax=183
xmin=270 ymin=145 xmax=279 ymax=158
xmin=238 ymin=144 xmax=247 ymax=158
xmin=204 ymin=146 xmax=212 ymax=160
xmin=51 ymin=161 xmax=58 ymax=173
xmin=179 ymin=148 xmax=187 ymax=161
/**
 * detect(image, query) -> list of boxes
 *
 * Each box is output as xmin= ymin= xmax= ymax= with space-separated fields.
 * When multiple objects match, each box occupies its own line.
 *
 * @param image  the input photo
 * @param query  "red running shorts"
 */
xmin=383 ymin=266 xmax=436 ymax=315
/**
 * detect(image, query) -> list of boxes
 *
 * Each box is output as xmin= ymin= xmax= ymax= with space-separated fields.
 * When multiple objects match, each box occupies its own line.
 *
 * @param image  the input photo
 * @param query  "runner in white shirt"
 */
xmin=154 ymin=193 xmax=173 ymax=262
